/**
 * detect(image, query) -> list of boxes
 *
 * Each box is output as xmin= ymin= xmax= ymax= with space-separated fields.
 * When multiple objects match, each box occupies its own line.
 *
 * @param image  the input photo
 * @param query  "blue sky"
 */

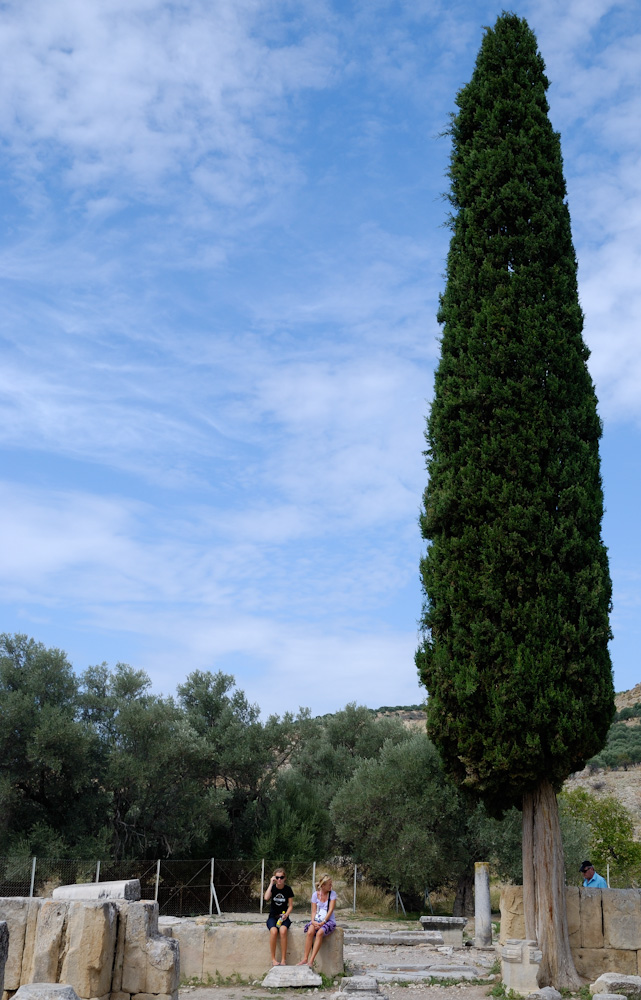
xmin=1 ymin=0 xmax=640 ymax=717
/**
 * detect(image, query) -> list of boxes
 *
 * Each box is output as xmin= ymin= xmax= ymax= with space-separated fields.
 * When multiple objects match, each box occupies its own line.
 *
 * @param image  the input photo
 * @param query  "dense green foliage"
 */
xmin=3 ymin=631 xmax=638 ymax=901
xmin=417 ymin=13 xmax=614 ymax=812
xmin=560 ymin=787 xmax=641 ymax=886
xmin=588 ymin=721 xmax=641 ymax=770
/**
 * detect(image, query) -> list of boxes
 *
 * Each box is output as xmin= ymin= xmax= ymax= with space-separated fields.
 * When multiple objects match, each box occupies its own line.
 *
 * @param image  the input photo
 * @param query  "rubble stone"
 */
xmin=14 ymin=986 xmax=80 ymax=1000
xmin=590 ymin=973 xmax=641 ymax=999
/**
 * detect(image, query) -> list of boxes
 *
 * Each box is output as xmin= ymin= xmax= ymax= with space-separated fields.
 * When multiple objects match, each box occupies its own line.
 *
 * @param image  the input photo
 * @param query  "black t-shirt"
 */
xmin=268 ymin=884 xmax=294 ymax=919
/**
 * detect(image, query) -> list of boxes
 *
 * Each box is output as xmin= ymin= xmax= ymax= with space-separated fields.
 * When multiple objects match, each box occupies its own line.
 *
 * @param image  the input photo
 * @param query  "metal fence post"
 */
xmin=353 ymin=865 xmax=357 ymax=913
xmin=260 ymin=859 xmax=265 ymax=915
xmin=29 ymin=857 xmax=36 ymax=898
xmin=312 ymin=861 xmax=316 ymax=895
xmin=95 ymin=860 xmax=101 ymax=883
xmin=209 ymin=858 xmax=214 ymax=916
xmin=154 ymin=859 xmax=160 ymax=902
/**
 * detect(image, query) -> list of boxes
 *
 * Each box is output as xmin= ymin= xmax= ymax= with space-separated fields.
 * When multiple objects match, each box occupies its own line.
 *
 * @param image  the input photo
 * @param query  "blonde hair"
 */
xmin=272 ymin=868 xmax=286 ymax=878
xmin=316 ymin=872 xmax=332 ymax=892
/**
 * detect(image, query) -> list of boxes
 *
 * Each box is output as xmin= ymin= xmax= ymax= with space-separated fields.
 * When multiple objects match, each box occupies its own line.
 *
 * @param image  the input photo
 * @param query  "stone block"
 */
xmin=590 ymin=973 xmax=641 ymax=998
xmin=121 ymin=903 xmax=156 ymax=995
xmin=20 ymin=899 xmax=43 ymax=986
xmin=144 ymin=936 xmax=179 ymax=996
xmin=499 ymin=887 xmax=525 ymax=945
xmin=165 ymin=921 xmax=204 ymax=982
xmin=574 ymin=949 xmax=638 ymax=981
xmin=200 ymin=923 xmax=343 ymax=980
xmin=59 ymin=901 xmax=117 ymax=999
xmin=498 ymin=939 xmax=541 ymax=997
xmin=53 ymin=882 xmax=140 ymax=903
xmin=567 ymin=886 xmax=581 ymax=950
xmin=581 ymin=890 xmax=605 ymax=950
xmin=0 ymin=921 xmax=8 ymax=996
xmin=419 ymin=917 xmax=466 ymax=947
xmin=603 ymin=891 xmax=641 ymax=951
xmin=0 ymin=900 xmax=30 ymax=990
xmin=262 ymin=966 xmax=322 ymax=987
xmin=13 ymin=987 xmax=79 ymax=1000
xmin=31 ymin=900 xmax=68 ymax=983
xmin=109 ymin=993 xmax=129 ymax=1000
xmin=340 ymin=977 xmax=379 ymax=992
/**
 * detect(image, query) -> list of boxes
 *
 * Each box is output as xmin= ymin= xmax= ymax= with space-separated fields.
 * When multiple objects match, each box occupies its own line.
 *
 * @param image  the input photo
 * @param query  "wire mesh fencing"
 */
xmin=0 ymin=857 xmax=368 ymax=917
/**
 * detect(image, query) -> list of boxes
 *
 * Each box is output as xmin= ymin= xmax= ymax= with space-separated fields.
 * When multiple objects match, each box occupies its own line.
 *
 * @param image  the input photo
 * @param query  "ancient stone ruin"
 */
xmin=0 ymin=881 xmax=178 ymax=1000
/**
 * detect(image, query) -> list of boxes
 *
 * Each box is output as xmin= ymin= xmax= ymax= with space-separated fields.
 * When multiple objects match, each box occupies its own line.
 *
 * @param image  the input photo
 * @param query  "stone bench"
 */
xmin=158 ymin=917 xmax=343 ymax=980
xmin=418 ymin=917 xmax=467 ymax=947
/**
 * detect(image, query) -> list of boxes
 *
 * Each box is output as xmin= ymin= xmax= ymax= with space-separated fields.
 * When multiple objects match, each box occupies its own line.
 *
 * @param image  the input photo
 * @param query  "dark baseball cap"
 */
xmin=579 ymin=860 xmax=593 ymax=872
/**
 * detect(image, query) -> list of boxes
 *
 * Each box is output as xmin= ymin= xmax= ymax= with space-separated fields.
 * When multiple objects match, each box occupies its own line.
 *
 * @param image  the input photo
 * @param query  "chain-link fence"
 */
xmin=0 ymin=858 xmax=367 ymax=918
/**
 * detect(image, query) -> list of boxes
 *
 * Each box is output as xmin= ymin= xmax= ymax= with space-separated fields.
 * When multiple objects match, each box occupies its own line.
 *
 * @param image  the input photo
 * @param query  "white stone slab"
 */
xmin=262 ymin=965 xmax=323 ymax=987
xmin=52 ymin=880 xmax=141 ymax=901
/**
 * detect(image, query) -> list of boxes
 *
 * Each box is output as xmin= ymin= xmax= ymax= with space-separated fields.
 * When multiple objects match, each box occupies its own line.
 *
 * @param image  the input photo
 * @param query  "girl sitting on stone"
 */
xmin=298 ymin=873 xmax=337 ymax=967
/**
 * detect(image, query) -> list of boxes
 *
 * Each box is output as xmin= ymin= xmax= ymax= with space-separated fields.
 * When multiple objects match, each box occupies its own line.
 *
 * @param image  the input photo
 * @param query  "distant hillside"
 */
xmin=564 ymin=683 xmax=641 ymax=837
xmin=372 ymin=704 xmax=426 ymax=730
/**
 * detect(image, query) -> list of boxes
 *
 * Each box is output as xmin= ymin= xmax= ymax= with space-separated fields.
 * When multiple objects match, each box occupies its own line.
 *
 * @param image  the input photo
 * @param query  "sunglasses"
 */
xmin=274 ymin=875 xmax=286 ymax=879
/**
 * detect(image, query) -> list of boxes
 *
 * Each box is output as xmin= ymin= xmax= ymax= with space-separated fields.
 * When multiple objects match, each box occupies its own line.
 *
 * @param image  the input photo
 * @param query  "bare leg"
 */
xmin=309 ymin=927 xmax=326 ymax=966
xmin=298 ymin=925 xmax=316 ymax=964
xmin=279 ymin=925 xmax=288 ymax=964
xmin=269 ymin=926 xmax=279 ymax=965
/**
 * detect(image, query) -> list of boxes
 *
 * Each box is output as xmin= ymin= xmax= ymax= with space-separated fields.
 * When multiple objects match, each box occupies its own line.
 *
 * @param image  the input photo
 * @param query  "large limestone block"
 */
xmin=201 ymin=924 xmax=343 ymax=980
xmin=59 ymin=901 xmax=117 ymax=999
xmin=499 ymin=886 xmax=525 ymax=945
xmin=121 ymin=902 xmax=157 ymax=995
xmin=31 ymin=900 xmax=69 ymax=983
xmin=573 ymin=949 xmax=638 ymax=981
xmin=0 ymin=921 xmax=8 ymax=996
xmin=20 ymin=899 xmax=44 ymax=986
xmin=53 ymin=882 xmax=140 ymax=903
xmin=590 ymin=973 xmax=641 ymax=998
xmin=167 ymin=922 xmax=204 ymax=982
xmin=581 ymin=890 xmax=605 ymax=950
xmin=144 ymin=936 xmax=179 ymax=996
xmin=603 ymin=891 xmax=641 ymax=951
xmin=567 ymin=886 xmax=581 ymax=950
xmin=0 ymin=899 xmax=33 ymax=990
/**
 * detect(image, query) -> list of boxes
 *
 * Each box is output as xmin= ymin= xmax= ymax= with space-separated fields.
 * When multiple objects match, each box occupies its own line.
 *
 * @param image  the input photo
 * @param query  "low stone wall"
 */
xmin=158 ymin=918 xmax=343 ymax=980
xmin=500 ymin=886 xmax=641 ymax=981
xmin=0 ymin=897 xmax=178 ymax=1000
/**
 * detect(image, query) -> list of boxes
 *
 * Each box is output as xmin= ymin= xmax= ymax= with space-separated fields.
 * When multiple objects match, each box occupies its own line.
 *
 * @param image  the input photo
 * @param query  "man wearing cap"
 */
xmin=580 ymin=860 xmax=607 ymax=888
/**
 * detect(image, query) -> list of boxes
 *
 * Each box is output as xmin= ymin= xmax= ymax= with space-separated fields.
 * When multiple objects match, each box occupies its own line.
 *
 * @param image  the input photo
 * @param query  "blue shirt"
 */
xmin=583 ymin=872 xmax=608 ymax=888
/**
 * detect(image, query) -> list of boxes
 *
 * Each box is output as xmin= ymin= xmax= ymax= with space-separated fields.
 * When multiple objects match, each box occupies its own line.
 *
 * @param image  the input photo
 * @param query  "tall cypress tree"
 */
xmin=417 ymin=13 xmax=614 ymax=988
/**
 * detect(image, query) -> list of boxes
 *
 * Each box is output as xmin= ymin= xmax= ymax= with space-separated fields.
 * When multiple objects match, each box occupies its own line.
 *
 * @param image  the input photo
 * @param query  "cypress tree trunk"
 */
xmin=523 ymin=781 xmax=581 ymax=989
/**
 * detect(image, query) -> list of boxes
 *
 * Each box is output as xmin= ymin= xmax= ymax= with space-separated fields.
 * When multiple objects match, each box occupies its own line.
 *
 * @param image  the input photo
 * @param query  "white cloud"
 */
xmin=0 ymin=0 xmax=338 ymax=205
